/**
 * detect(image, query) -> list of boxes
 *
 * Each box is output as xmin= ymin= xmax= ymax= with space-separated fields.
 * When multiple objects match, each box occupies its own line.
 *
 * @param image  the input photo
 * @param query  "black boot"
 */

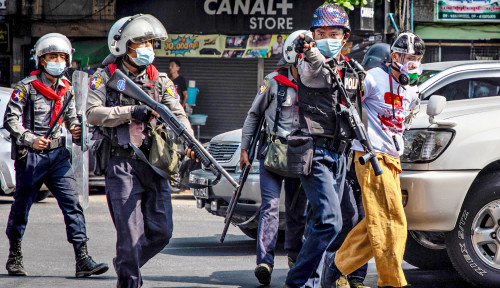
xmin=6 ymin=240 xmax=27 ymax=276
xmin=73 ymin=241 xmax=109 ymax=278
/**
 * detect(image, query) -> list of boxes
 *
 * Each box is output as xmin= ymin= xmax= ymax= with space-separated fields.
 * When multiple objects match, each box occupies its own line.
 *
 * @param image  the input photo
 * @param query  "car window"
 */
xmin=429 ymin=77 xmax=500 ymax=101
xmin=419 ymin=70 xmax=440 ymax=85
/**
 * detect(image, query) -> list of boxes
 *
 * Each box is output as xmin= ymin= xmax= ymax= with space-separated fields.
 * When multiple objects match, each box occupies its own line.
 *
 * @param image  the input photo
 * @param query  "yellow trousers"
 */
xmin=335 ymin=151 xmax=407 ymax=287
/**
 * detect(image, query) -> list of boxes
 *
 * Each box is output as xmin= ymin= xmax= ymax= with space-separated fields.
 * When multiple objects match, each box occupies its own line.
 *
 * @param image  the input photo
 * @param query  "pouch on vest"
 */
xmin=149 ymin=124 xmax=180 ymax=175
xmin=286 ymin=130 xmax=314 ymax=177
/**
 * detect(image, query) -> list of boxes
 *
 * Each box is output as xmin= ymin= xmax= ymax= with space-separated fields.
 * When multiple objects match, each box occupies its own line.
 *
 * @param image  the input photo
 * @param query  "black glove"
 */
xmin=293 ymin=34 xmax=314 ymax=54
xmin=131 ymin=105 xmax=154 ymax=123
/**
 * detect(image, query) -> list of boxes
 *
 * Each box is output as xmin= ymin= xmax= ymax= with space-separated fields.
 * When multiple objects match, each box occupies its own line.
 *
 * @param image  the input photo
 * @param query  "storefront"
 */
xmin=416 ymin=0 xmax=500 ymax=63
xmin=116 ymin=0 xmax=385 ymax=139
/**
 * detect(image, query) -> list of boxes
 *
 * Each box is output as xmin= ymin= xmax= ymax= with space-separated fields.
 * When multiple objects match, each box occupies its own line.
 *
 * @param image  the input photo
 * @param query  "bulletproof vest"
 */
xmin=340 ymin=65 xmax=362 ymax=116
xmin=100 ymin=66 xmax=159 ymax=148
xmin=297 ymin=74 xmax=338 ymax=136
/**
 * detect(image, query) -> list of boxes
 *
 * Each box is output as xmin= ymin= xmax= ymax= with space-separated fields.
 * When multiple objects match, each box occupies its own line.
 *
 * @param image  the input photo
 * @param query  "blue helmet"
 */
xmin=310 ymin=4 xmax=350 ymax=33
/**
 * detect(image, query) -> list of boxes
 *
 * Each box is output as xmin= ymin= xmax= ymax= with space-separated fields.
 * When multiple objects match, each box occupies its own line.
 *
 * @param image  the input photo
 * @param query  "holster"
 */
xmin=11 ymin=141 xmax=28 ymax=161
xmin=91 ymin=138 xmax=112 ymax=176
xmin=286 ymin=131 xmax=314 ymax=177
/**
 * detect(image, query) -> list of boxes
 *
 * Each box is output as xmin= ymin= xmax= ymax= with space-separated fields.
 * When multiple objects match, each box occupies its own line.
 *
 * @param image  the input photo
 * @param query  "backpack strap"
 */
xmin=272 ymin=83 xmax=287 ymax=135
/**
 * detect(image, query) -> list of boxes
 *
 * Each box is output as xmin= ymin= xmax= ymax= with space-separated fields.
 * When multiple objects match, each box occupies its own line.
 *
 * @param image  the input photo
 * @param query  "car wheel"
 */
xmin=403 ymin=230 xmax=453 ymax=270
xmin=35 ymin=190 xmax=51 ymax=202
xmin=238 ymin=227 xmax=258 ymax=240
xmin=445 ymin=181 xmax=500 ymax=288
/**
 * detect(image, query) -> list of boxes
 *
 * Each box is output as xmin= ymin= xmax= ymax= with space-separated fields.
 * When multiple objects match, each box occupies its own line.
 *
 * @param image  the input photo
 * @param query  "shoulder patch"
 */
xmin=166 ymin=83 xmax=180 ymax=99
xmin=89 ymin=75 xmax=103 ymax=90
xmin=11 ymin=87 xmax=25 ymax=103
xmin=258 ymin=79 xmax=269 ymax=95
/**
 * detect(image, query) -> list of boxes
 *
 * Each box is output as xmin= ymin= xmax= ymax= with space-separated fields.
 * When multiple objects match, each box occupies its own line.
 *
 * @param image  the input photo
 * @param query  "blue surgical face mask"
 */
xmin=315 ymin=38 xmax=343 ymax=58
xmin=45 ymin=61 xmax=66 ymax=76
xmin=130 ymin=47 xmax=155 ymax=66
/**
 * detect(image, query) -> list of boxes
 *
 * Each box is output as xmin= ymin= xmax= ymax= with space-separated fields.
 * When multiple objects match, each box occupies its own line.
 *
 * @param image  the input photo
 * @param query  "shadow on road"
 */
xmin=163 ymin=236 xmax=259 ymax=257
xmin=144 ymin=268 xmax=288 ymax=288
xmin=403 ymin=268 xmax=470 ymax=287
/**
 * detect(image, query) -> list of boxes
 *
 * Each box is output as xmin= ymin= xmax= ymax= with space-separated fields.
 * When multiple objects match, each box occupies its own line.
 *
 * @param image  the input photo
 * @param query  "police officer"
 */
xmin=3 ymin=33 xmax=108 ymax=277
xmin=241 ymin=30 xmax=307 ymax=286
xmin=283 ymin=4 xmax=363 ymax=288
xmin=86 ymin=15 xmax=192 ymax=288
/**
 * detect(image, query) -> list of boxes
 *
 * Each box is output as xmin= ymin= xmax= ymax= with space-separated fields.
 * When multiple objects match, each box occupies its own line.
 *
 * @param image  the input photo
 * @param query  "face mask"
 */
xmin=45 ymin=61 xmax=66 ymax=77
xmin=130 ymin=47 xmax=155 ymax=66
xmin=396 ymin=61 xmax=422 ymax=85
xmin=315 ymin=38 xmax=343 ymax=58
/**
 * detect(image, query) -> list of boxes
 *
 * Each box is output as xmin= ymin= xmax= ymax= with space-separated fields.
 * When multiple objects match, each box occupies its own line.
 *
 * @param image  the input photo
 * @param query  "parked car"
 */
xmin=400 ymin=61 xmax=500 ymax=288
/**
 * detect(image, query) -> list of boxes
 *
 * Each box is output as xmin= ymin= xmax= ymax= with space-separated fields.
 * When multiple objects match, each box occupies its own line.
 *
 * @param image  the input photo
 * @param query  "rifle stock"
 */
xmin=107 ymin=69 xmax=239 ymax=188
xmin=44 ymin=93 xmax=75 ymax=139
xmin=220 ymin=116 xmax=265 ymax=243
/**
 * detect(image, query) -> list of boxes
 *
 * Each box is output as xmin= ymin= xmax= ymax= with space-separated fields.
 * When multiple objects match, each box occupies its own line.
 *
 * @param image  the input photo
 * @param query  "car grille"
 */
xmin=208 ymin=142 xmax=239 ymax=162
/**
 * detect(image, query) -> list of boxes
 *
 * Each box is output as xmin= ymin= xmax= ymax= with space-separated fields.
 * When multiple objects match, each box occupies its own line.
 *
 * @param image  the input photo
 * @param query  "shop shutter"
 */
xmin=155 ymin=58 xmax=258 ymax=140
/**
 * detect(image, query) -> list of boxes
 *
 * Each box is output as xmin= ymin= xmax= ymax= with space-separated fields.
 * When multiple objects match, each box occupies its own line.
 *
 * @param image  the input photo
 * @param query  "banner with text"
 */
xmin=436 ymin=0 xmax=500 ymax=21
xmin=154 ymin=34 xmax=288 ymax=58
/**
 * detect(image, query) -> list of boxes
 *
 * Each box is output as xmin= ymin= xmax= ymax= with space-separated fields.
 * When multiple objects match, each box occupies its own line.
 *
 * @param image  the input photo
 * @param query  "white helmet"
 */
xmin=277 ymin=30 xmax=311 ymax=66
xmin=108 ymin=14 xmax=168 ymax=57
xmin=31 ymin=33 xmax=74 ymax=68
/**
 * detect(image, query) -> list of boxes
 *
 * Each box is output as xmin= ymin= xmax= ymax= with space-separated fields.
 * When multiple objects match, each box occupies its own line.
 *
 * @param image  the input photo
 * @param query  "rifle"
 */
xmin=220 ymin=115 xmax=265 ymax=243
xmin=107 ymin=69 xmax=239 ymax=188
xmin=323 ymin=58 xmax=383 ymax=176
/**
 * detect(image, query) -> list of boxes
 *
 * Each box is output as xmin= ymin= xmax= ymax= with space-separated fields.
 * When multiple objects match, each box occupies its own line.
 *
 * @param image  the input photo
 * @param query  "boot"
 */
xmin=73 ymin=241 xmax=109 ymax=278
xmin=6 ymin=240 xmax=27 ymax=276
xmin=254 ymin=263 xmax=273 ymax=285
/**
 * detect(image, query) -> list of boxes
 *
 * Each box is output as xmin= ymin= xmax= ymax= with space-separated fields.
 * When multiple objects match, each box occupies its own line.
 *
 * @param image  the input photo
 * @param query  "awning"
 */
xmin=415 ymin=24 xmax=500 ymax=41
xmin=72 ymin=39 xmax=109 ymax=68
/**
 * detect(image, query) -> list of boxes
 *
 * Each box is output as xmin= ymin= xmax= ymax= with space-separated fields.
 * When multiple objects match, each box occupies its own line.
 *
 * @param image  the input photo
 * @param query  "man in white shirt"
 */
xmin=327 ymin=31 xmax=425 ymax=288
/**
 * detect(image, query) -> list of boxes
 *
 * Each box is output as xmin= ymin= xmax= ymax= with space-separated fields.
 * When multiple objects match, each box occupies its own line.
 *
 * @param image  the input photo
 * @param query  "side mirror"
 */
xmin=427 ymin=95 xmax=446 ymax=116
xmin=427 ymin=95 xmax=456 ymax=127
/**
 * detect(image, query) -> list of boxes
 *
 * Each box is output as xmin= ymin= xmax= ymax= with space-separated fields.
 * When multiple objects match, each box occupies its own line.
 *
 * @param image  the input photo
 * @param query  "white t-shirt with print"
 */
xmin=352 ymin=66 xmax=418 ymax=158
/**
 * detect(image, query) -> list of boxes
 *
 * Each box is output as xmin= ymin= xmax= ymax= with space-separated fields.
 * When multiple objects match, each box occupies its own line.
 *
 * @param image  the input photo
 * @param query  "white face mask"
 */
xmin=45 ymin=61 xmax=66 ymax=76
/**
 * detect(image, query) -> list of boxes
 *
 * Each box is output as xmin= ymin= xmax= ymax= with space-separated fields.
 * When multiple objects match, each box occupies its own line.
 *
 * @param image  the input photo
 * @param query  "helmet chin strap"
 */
xmin=124 ymin=54 xmax=148 ymax=72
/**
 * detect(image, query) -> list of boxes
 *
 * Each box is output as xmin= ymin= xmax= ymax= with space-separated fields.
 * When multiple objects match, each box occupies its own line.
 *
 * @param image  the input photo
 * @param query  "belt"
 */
xmin=111 ymin=145 xmax=150 ymax=160
xmin=312 ymin=136 xmax=349 ymax=154
xmin=28 ymin=137 xmax=65 ymax=153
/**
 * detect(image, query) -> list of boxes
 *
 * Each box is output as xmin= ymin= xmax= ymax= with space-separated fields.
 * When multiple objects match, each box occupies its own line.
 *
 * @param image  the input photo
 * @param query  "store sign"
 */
xmin=155 ymin=34 xmax=287 ymax=59
xmin=203 ymin=0 xmax=294 ymax=30
xmin=0 ymin=23 xmax=9 ymax=53
xmin=436 ymin=0 xmax=500 ymax=21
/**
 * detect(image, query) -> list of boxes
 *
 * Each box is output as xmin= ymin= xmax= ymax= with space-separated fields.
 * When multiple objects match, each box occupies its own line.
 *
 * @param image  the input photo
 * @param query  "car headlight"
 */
xmin=401 ymin=129 xmax=454 ymax=163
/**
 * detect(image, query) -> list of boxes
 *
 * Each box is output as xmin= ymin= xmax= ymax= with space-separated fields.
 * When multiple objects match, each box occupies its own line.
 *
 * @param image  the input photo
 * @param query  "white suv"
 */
xmin=401 ymin=61 xmax=500 ymax=288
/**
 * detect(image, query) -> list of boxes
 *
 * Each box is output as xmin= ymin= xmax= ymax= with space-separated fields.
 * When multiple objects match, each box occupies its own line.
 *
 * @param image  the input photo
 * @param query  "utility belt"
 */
xmin=12 ymin=137 xmax=66 ymax=160
xmin=312 ymin=135 xmax=350 ymax=155
xmin=110 ymin=145 xmax=150 ymax=160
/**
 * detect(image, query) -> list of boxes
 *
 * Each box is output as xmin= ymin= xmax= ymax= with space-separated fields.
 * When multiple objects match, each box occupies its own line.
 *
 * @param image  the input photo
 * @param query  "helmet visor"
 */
xmin=37 ymin=35 xmax=72 ymax=56
xmin=126 ymin=15 xmax=168 ymax=43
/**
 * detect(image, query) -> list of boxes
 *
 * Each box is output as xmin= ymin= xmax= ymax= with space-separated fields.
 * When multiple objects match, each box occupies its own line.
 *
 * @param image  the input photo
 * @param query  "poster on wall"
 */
xmin=155 ymin=34 xmax=288 ymax=59
xmin=436 ymin=0 xmax=500 ymax=21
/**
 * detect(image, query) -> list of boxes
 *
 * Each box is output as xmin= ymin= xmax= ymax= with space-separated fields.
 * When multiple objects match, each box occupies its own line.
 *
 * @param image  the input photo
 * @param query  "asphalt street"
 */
xmin=0 ymin=191 xmax=472 ymax=288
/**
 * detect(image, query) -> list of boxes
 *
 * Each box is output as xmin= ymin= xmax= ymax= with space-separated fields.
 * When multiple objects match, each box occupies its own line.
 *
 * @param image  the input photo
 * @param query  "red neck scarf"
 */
xmin=30 ymin=70 xmax=70 ymax=126
xmin=107 ymin=64 xmax=158 ymax=81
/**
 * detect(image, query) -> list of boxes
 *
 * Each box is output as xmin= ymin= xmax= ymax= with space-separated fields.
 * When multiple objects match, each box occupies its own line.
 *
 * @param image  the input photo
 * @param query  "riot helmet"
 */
xmin=361 ymin=43 xmax=391 ymax=70
xmin=310 ymin=4 xmax=350 ymax=33
xmin=277 ymin=30 xmax=310 ymax=66
xmin=31 ymin=33 xmax=74 ymax=70
xmin=108 ymin=14 xmax=168 ymax=57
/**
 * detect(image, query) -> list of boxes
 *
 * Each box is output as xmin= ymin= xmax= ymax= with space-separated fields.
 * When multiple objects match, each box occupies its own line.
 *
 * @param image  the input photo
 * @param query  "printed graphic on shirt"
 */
xmin=167 ymin=84 xmax=180 ymax=99
xmin=378 ymin=92 xmax=404 ymax=133
xmin=258 ymin=79 xmax=269 ymax=95
xmin=89 ymin=75 xmax=102 ymax=90
xmin=11 ymin=88 xmax=24 ymax=103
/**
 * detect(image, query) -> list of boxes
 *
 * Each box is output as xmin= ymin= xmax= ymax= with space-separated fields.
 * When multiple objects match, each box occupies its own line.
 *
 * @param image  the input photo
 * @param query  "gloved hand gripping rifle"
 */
xmin=107 ymin=69 xmax=240 ymax=188
xmin=220 ymin=115 xmax=265 ymax=243
xmin=323 ymin=58 xmax=383 ymax=176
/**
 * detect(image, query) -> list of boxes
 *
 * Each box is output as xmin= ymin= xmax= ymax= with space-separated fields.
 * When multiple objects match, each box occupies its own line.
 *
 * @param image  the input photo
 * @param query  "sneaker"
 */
xmin=336 ymin=275 xmax=350 ymax=288
xmin=254 ymin=263 xmax=273 ymax=285
xmin=348 ymin=277 xmax=370 ymax=288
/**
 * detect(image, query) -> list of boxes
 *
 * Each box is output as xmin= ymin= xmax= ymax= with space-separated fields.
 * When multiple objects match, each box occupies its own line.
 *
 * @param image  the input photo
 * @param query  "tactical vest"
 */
xmin=99 ymin=64 xmax=160 ymax=148
xmin=297 ymin=57 xmax=361 ymax=137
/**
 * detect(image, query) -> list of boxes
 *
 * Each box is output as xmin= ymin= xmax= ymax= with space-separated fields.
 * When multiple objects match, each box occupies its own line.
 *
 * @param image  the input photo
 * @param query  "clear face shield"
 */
xmin=125 ymin=15 xmax=168 ymax=44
